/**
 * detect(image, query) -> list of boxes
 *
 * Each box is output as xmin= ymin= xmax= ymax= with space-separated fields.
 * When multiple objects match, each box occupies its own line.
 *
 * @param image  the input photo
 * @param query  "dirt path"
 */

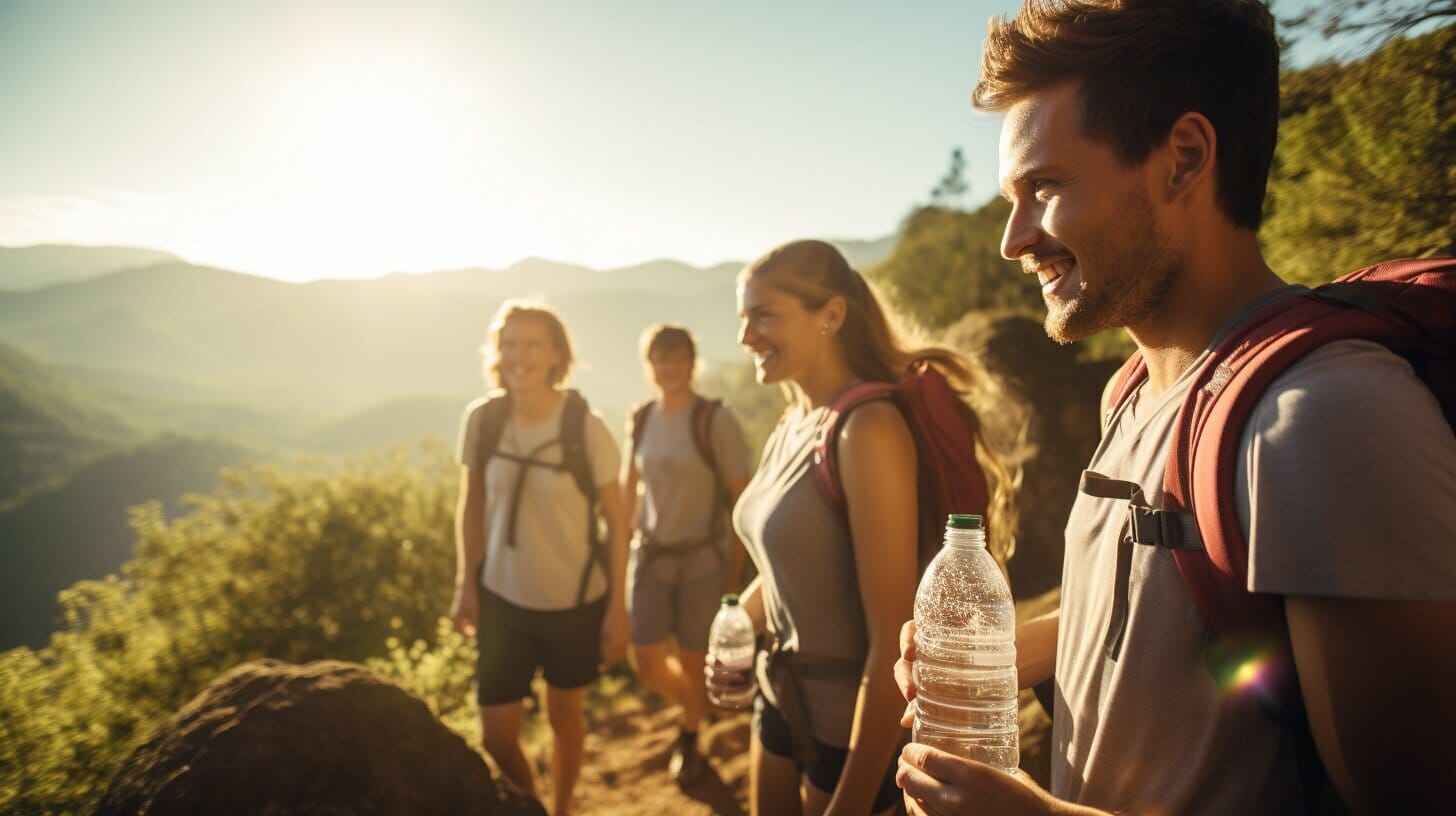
xmin=534 ymin=696 xmax=752 ymax=816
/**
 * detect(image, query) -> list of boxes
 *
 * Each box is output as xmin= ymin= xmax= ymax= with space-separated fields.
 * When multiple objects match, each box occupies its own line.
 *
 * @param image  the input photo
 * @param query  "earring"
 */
xmin=821 ymin=324 xmax=830 ymax=336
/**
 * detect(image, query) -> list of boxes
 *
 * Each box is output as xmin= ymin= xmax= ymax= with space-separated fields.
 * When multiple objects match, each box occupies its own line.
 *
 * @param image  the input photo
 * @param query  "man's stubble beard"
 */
xmin=1044 ymin=189 xmax=1182 ymax=345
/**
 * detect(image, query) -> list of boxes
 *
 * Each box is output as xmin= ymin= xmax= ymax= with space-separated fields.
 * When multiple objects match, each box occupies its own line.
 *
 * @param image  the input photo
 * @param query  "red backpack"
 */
xmin=1088 ymin=257 xmax=1456 ymax=715
xmin=812 ymin=359 xmax=992 ymax=572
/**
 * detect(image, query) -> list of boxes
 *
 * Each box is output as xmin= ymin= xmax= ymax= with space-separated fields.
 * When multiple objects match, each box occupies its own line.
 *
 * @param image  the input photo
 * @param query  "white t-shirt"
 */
xmin=457 ymin=393 xmax=621 ymax=611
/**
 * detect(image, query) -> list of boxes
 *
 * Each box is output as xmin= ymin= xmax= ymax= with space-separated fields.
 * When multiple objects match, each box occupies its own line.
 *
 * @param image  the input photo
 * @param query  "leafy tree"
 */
xmin=1278 ymin=0 xmax=1455 ymax=50
xmin=1263 ymin=27 xmax=1456 ymax=285
xmin=869 ymin=200 xmax=1043 ymax=332
xmin=929 ymin=148 xmax=970 ymax=210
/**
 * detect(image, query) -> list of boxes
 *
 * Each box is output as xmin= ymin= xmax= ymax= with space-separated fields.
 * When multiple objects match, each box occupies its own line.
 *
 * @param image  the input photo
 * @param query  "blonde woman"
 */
xmin=451 ymin=300 xmax=630 ymax=816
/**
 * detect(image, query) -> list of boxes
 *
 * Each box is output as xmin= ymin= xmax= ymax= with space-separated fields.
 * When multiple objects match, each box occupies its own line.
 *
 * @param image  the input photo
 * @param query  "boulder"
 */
xmin=96 ymin=660 xmax=545 ymax=816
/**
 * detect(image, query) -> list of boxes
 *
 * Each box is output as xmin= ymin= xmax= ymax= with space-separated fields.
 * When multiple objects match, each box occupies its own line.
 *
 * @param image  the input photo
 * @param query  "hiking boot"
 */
xmin=668 ymin=730 xmax=706 ymax=786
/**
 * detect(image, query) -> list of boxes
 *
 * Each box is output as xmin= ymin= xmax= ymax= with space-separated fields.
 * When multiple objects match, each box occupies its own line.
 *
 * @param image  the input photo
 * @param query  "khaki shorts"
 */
xmin=627 ymin=543 xmax=725 ymax=652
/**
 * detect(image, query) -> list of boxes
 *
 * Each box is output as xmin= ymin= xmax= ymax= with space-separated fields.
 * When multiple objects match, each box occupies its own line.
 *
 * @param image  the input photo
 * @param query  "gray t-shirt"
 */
xmin=457 ymin=394 xmax=621 ymax=611
xmin=1054 ymin=337 xmax=1456 ymax=814
xmin=735 ymin=405 xmax=883 ymax=747
xmin=630 ymin=401 xmax=751 ymax=583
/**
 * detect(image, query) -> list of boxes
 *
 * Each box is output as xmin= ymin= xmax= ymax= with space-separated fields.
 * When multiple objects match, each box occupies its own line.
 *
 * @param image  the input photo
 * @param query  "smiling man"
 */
xmin=893 ymin=1 xmax=1456 ymax=814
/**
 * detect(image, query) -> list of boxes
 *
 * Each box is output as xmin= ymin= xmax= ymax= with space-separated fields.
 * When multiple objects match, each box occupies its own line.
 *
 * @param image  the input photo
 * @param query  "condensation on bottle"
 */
xmin=707 ymin=593 xmax=756 ymax=710
xmin=912 ymin=514 xmax=1019 ymax=774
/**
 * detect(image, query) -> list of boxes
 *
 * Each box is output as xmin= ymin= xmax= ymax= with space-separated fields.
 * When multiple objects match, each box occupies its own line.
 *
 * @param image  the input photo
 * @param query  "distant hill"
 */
xmin=0 ymin=259 xmax=711 ymax=426
xmin=0 ymin=341 xmax=143 ymax=506
xmin=0 ymin=244 xmax=182 ymax=291
xmin=0 ymin=433 xmax=254 ymax=649
xmin=0 ymin=238 xmax=894 ymax=426
xmin=304 ymin=396 xmax=463 ymax=453
xmin=830 ymin=235 xmax=899 ymax=272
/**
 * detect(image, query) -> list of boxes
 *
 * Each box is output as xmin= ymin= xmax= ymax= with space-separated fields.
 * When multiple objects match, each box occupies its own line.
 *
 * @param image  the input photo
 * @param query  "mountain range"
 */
xmin=0 ymin=237 xmax=894 ymax=423
xmin=0 ymin=236 xmax=894 ymax=648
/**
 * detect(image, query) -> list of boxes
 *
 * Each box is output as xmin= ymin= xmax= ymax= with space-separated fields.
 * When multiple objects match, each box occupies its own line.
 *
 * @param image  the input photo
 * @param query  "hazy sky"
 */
xmin=0 ymin=0 xmax=1358 ymax=282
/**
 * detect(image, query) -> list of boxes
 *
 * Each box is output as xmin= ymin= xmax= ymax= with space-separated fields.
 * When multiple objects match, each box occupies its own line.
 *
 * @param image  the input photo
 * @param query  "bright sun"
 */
xmin=251 ymin=52 xmax=512 ymax=278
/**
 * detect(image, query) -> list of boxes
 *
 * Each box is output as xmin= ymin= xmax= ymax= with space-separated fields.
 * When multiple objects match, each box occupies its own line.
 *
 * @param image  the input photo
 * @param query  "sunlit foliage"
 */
xmin=1 ymin=443 xmax=457 ymax=814
xmin=868 ymin=201 xmax=1044 ymax=333
xmin=1263 ymin=27 xmax=1455 ymax=285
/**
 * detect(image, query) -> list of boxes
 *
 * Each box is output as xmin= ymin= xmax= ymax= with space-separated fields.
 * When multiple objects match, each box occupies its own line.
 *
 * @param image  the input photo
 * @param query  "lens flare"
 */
xmin=1216 ymin=649 xmax=1275 ymax=698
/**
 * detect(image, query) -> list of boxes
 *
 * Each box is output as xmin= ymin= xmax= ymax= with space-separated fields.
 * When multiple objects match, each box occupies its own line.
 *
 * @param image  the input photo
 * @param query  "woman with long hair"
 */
xmin=450 ymin=300 xmax=630 ymax=816
xmin=714 ymin=240 xmax=1007 ymax=815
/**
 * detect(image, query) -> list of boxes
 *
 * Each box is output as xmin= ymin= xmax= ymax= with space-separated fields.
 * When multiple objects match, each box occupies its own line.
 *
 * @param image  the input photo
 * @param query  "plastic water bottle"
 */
xmin=912 ymin=514 xmax=1019 ymax=773
xmin=707 ymin=593 xmax=756 ymax=709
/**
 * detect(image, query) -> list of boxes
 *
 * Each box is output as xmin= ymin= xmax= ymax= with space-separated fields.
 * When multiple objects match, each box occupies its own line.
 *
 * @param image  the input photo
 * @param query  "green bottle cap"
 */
xmin=721 ymin=593 xmax=740 ymax=606
xmin=947 ymin=514 xmax=983 ymax=530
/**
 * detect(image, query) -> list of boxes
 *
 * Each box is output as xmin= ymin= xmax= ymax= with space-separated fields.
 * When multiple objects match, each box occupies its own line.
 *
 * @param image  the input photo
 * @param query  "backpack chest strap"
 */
xmin=496 ymin=438 xmax=565 ymax=548
xmin=1079 ymin=471 xmax=1203 ymax=551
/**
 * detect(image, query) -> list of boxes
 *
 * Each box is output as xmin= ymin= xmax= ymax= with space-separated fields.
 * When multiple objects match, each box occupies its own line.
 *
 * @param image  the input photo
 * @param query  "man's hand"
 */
xmin=450 ymin=584 xmax=478 ymax=638
xmin=898 ymin=744 xmax=1085 ymax=816
xmin=895 ymin=619 xmax=919 ymax=727
xmin=599 ymin=602 xmax=629 ymax=670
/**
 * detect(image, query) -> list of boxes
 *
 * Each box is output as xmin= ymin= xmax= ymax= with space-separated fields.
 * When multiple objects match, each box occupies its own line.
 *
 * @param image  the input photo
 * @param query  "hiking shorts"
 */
xmin=754 ymin=695 xmax=902 ymax=812
xmin=627 ymin=542 xmax=724 ymax=652
xmin=475 ymin=589 xmax=605 ymax=706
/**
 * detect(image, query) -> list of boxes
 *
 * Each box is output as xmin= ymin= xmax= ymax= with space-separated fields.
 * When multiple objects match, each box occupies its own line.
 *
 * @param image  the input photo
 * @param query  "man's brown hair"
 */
xmin=975 ymin=0 xmax=1280 ymax=229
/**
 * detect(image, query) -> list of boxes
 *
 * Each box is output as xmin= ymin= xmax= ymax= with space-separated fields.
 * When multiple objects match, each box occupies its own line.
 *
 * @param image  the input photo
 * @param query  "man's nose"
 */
xmin=1000 ymin=200 xmax=1040 ymax=262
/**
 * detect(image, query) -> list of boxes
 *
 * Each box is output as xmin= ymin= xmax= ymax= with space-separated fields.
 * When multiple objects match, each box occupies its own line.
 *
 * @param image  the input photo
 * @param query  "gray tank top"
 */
xmin=733 ymin=405 xmax=867 ymax=747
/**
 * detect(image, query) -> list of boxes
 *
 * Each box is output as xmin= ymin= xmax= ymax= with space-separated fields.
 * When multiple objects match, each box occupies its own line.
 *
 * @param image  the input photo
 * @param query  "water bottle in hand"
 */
xmin=707 ymin=593 xmax=756 ymax=709
xmin=912 ymin=514 xmax=1019 ymax=774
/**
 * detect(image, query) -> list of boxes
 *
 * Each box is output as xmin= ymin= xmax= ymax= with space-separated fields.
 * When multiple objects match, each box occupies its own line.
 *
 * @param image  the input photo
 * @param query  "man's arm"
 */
xmin=1016 ymin=610 xmax=1058 ymax=690
xmin=1287 ymin=596 xmax=1456 ymax=814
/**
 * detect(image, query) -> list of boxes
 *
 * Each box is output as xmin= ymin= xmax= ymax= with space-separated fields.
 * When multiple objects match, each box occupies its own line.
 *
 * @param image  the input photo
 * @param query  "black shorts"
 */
xmin=475 ymin=589 xmax=605 ymax=707
xmin=753 ymin=694 xmax=902 ymax=812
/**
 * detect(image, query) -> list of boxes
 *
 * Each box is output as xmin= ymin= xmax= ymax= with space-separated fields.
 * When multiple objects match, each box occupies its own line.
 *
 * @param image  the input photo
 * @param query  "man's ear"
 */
xmin=1163 ymin=111 xmax=1217 ymax=204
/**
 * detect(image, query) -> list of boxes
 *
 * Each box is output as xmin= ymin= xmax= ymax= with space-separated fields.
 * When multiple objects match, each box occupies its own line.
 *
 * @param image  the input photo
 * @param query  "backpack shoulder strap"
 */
xmin=474 ymin=391 xmax=513 ymax=465
xmin=690 ymin=397 xmax=723 ymax=475
xmin=559 ymin=389 xmax=611 ymax=606
xmin=811 ymin=381 xmax=900 ymax=515
xmin=1163 ymin=256 xmax=1456 ymax=717
xmin=558 ymin=390 xmax=596 ymax=502
xmin=629 ymin=400 xmax=655 ymax=463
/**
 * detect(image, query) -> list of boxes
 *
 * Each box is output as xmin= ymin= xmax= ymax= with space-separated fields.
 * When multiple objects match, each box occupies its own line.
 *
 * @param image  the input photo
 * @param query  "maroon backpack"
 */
xmin=1089 ymin=257 xmax=1456 ymax=715
xmin=812 ymin=359 xmax=992 ymax=572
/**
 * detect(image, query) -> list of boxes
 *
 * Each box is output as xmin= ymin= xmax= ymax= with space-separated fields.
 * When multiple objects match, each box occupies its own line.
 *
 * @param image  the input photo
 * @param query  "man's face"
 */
xmin=997 ymin=82 xmax=1182 ymax=343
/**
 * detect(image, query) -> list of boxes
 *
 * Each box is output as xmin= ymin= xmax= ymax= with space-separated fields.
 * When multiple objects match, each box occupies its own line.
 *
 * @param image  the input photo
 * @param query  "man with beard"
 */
xmin=892 ymin=1 xmax=1456 ymax=814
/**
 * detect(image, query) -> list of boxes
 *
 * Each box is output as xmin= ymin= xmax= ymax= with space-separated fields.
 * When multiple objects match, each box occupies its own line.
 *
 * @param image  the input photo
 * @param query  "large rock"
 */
xmin=96 ymin=660 xmax=545 ymax=816
xmin=943 ymin=312 xmax=1121 ymax=599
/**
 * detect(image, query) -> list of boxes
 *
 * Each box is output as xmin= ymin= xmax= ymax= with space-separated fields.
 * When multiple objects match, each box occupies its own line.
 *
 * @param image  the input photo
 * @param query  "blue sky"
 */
xmin=0 ymin=0 xmax=1365 ymax=281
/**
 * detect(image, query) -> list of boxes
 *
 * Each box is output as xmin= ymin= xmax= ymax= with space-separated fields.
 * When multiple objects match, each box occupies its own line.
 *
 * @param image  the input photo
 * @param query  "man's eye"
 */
xmin=1031 ymin=179 xmax=1057 ymax=195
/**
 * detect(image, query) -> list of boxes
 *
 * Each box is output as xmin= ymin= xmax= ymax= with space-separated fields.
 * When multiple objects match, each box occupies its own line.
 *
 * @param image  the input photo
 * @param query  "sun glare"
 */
xmin=235 ymin=51 xmax=526 ymax=279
